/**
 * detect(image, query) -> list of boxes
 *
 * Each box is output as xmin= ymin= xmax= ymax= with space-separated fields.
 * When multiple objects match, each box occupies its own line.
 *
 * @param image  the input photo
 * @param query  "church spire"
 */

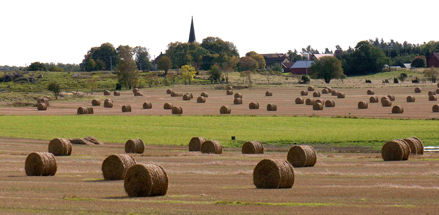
xmin=188 ymin=16 xmax=196 ymax=43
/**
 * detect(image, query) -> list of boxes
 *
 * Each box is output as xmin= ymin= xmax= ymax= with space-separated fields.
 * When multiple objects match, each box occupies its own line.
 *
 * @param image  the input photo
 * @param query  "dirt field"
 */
xmin=1 ymin=137 xmax=439 ymax=214
xmin=1 ymin=85 xmax=439 ymax=119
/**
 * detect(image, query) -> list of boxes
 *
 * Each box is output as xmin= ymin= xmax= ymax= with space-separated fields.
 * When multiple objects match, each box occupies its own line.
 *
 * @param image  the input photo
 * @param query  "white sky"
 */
xmin=1 ymin=0 xmax=437 ymax=67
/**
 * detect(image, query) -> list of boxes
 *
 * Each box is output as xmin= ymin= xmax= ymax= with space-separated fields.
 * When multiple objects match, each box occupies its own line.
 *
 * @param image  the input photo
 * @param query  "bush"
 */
xmin=412 ymin=56 xmax=427 ymax=68
xmin=299 ymin=75 xmax=310 ymax=84
xmin=398 ymin=73 xmax=408 ymax=82
xmin=47 ymin=82 xmax=61 ymax=100
xmin=365 ymin=79 xmax=371 ymax=83
xmin=412 ymin=77 xmax=420 ymax=83
xmin=393 ymin=78 xmax=399 ymax=83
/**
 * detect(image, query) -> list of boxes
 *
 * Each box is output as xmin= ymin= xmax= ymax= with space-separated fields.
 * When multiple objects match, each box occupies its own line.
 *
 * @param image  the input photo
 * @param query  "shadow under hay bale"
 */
xmin=325 ymin=100 xmax=335 ymax=107
xmin=122 ymin=105 xmax=132 ymax=113
xmin=295 ymin=97 xmax=304 ymax=104
xmin=37 ymin=103 xmax=47 ymax=111
xmin=358 ymin=101 xmax=368 ymax=109
xmin=188 ymin=137 xmax=206 ymax=151
xmin=201 ymin=92 xmax=208 ymax=98
xmin=92 ymin=99 xmax=101 ymax=106
xmin=143 ymin=102 xmax=152 ymax=109
xmin=234 ymin=93 xmax=242 ymax=98
xmin=307 ymin=86 xmax=315 ymax=91
xmin=267 ymin=103 xmax=277 ymax=111
xmin=201 ymin=140 xmax=222 ymax=154
xmin=25 ymin=152 xmax=57 ymax=176
xmin=382 ymin=140 xmax=410 ymax=161
xmin=392 ymin=105 xmax=404 ymax=113
xmin=114 ymin=91 xmax=120 ymax=96
xmin=125 ymin=139 xmax=145 ymax=154
xmin=249 ymin=102 xmax=259 ymax=109
xmin=102 ymin=154 xmax=136 ymax=180
xmin=313 ymin=102 xmax=324 ymax=110
xmin=406 ymin=96 xmax=415 ymax=102
xmin=124 ymin=164 xmax=168 ymax=197
xmin=220 ymin=106 xmax=231 ymax=114
xmin=265 ymin=91 xmax=273 ymax=96
xmin=305 ymin=98 xmax=314 ymax=105
xmin=164 ymin=103 xmax=173 ymax=110
xmin=104 ymin=99 xmax=113 ymax=108
xmin=197 ymin=96 xmax=206 ymax=103
xmin=253 ymin=159 xmax=294 ymax=189
xmin=313 ymin=91 xmax=321 ymax=97
xmin=367 ymin=90 xmax=374 ymax=95
xmin=337 ymin=92 xmax=345 ymax=98
xmin=234 ymin=98 xmax=243 ymax=105
xmin=226 ymin=90 xmax=233 ymax=95
xmin=242 ymin=141 xmax=264 ymax=154
xmin=166 ymin=89 xmax=173 ymax=94
xmin=429 ymin=95 xmax=437 ymax=101
xmin=48 ymin=138 xmax=72 ymax=156
xmin=287 ymin=145 xmax=317 ymax=167
xmin=433 ymin=104 xmax=439 ymax=112
xmin=171 ymin=106 xmax=183 ymax=114
xmin=300 ymin=90 xmax=308 ymax=96
xmin=104 ymin=90 xmax=111 ymax=95
xmin=370 ymin=96 xmax=379 ymax=103
xmin=414 ymin=87 xmax=422 ymax=93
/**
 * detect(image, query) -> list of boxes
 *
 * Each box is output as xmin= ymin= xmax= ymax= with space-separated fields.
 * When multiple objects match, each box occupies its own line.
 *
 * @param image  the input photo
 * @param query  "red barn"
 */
xmin=428 ymin=53 xmax=439 ymax=67
xmin=289 ymin=60 xmax=314 ymax=75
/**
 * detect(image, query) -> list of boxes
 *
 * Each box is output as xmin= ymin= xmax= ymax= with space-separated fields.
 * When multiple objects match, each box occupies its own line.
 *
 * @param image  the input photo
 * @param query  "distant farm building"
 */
xmin=261 ymin=53 xmax=291 ymax=72
xmin=152 ymin=52 xmax=165 ymax=70
xmin=428 ymin=52 xmax=439 ymax=68
xmin=289 ymin=60 xmax=314 ymax=75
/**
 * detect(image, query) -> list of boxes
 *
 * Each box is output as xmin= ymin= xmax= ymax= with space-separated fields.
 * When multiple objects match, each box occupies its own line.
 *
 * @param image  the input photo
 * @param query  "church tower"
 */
xmin=188 ymin=16 xmax=196 ymax=43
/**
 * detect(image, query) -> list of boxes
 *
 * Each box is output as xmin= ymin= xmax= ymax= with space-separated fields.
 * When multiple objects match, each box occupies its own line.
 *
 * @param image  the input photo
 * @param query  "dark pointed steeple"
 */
xmin=188 ymin=16 xmax=196 ymax=43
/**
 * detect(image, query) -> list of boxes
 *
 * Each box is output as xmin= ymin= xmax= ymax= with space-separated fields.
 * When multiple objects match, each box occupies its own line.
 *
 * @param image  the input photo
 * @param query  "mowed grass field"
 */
xmin=1 ymin=115 xmax=438 ymax=149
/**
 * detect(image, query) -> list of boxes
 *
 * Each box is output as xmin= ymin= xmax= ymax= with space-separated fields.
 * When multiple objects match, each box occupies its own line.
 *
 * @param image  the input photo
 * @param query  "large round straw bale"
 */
xmin=102 ymin=154 xmax=136 ymax=180
xmin=104 ymin=99 xmax=113 ymax=108
xmin=381 ymin=98 xmax=392 ymax=107
xmin=242 ymin=141 xmax=264 ymax=154
xmin=429 ymin=95 xmax=437 ymax=101
xmin=331 ymin=90 xmax=338 ymax=96
xmin=114 ymin=91 xmax=120 ymax=96
xmin=249 ymin=102 xmax=260 ymax=109
xmin=358 ymin=101 xmax=368 ymax=109
xmin=325 ymin=87 xmax=332 ymax=92
xmin=164 ymin=103 xmax=173 ymax=110
xmin=300 ymin=90 xmax=308 ymax=96
xmin=197 ymin=96 xmax=206 ymax=103
xmin=265 ymin=91 xmax=273 ymax=96
xmin=122 ymin=105 xmax=132 ymax=112
xmin=84 ymin=136 xmax=104 ymax=145
xmin=428 ymin=90 xmax=436 ymax=96
xmin=367 ymin=90 xmax=374 ymax=95
xmin=201 ymin=92 xmax=208 ymax=98
xmin=124 ymin=164 xmax=168 ymax=197
xmin=188 ymin=137 xmax=206 ymax=151
xmin=337 ymin=92 xmax=345 ymax=98
xmin=171 ymin=106 xmax=183 ymax=114
xmin=392 ymin=105 xmax=404 ymax=113
xmin=307 ymin=86 xmax=315 ymax=91
xmin=226 ymin=89 xmax=233 ymax=95
xmin=410 ymin=137 xmax=424 ymax=155
xmin=227 ymin=86 xmax=233 ymax=90
xmin=104 ymin=90 xmax=111 ymax=95
xmin=37 ymin=98 xmax=50 ymax=106
xmin=77 ymin=107 xmax=89 ymax=114
xmin=201 ymin=140 xmax=222 ymax=154
xmin=394 ymin=139 xmax=411 ymax=160
xmin=183 ymin=94 xmax=192 ymax=100
xmin=295 ymin=97 xmax=304 ymax=104
xmin=267 ymin=103 xmax=277 ymax=111
xmin=188 ymin=93 xmax=193 ymax=99
xmin=406 ymin=96 xmax=415 ymax=102
xmin=134 ymin=92 xmax=144 ymax=96
xmin=92 ymin=99 xmax=101 ymax=106
xmin=387 ymin=95 xmax=395 ymax=101
xmin=166 ymin=89 xmax=173 ymax=94
xmin=305 ymin=98 xmax=314 ymax=105
xmin=143 ymin=102 xmax=152 ymax=109
xmin=37 ymin=103 xmax=47 ymax=110
xmin=87 ymin=107 xmax=94 ymax=114
xmin=133 ymin=88 xmax=139 ymax=93
xmin=253 ymin=159 xmax=294 ymax=189
xmin=436 ymin=89 xmax=439 ymax=94
xmin=382 ymin=140 xmax=404 ymax=161
xmin=234 ymin=93 xmax=242 ymax=98
xmin=433 ymin=104 xmax=439 ymax=112
xmin=438 ymin=83 xmax=439 ymax=88
xmin=325 ymin=100 xmax=335 ymax=107
xmin=322 ymin=88 xmax=329 ymax=94
xmin=313 ymin=91 xmax=321 ymax=97
xmin=220 ymin=106 xmax=231 ymax=114
xmin=171 ymin=91 xmax=179 ymax=97
xmin=25 ymin=152 xmax=57 ymax=176
xmin=314 ymin=99 xmax=325 ymax=104
xmin=313 ymin=103 xmax=324 ymax=110
xmin=234 ymin=98 xmax=243 ymax=104
xmin=48 ymin=138 xmax=72 ymax=156
xmin=69 ymin=138 xmax=93 ymax=145
xmin=125 ymin=139 xmax=145 ymax=153
xmin=403 ymin=138 xmax=420 ymax=155
xmin=369 ymin=96 xmax=379 ymax=103
xmin=287 ymin=145 xmax=317 ymax=167
xmin=414 ymin=87 xmax=422 ymax=93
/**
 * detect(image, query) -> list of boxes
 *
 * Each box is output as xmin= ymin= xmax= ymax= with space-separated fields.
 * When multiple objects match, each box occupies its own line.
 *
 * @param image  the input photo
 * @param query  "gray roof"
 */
xmin=291 ymin=60 xmax=314 ymax=68
xmin=403 ymin=63 xmax=411 ymax=68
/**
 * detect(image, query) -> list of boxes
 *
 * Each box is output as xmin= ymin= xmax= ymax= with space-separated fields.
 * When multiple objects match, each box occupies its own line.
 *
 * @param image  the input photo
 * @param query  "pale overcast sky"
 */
xmin=1 ymin=0 xmax=437 ymax=67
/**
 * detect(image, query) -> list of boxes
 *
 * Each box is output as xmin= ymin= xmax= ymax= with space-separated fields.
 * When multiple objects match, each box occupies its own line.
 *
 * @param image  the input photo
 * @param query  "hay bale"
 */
xmin=188 ymin=93 xmax=193 ymax=99
xmin=406 ymin=96 xmax=416 ymax=102
xmin=381 ymin=98 xmax=392 ymax=107
xmin=234 ymin=93 xmax=242 ymax=98
xmin=114 ymin=91 xmax=120 ymax=96
xmin=171 ymin=106 xmax=183 ymax=114
xmin=392 ymin=105 xmax=404 ymax=113
xmin=133 ymin=88 xmax=139 ymax=93
xmin=305 ymin=98 xmax=314 ymax=105
xmin=313 ymin=103 xmax=324 ymax=110
xmin=395 ymin=139 xmax=411 ymax=160
xmin=242 ymin=141 xmax=264 ymax=154
xmin=201 ymin=92 xmax=208 ymax=98
xmin=410 ymin=137 xmax=424 ymax=155
xmin=104 ymin=90 xmax=111 ymax=95
xmin=253 ymin=159 xmax=294 ymax=189
xmin=436 ymin=88 xmax=439 ymax=94
xmin=102 ymin=154 xmax=136 ymax=180
xmin=314 ymin=99 xmax=325 ymax=104
xmin=337 ymin=92 xmax=345 ymax=98
xmin=287 ymin=145 xmax=317 ymax=167
xmin=387 ymin=95 xmax=395 ymax=101
xmin=249 ymin=102 xmax=259 ymax=109
xmin=125 ymin=139 xmax=145 ymax=154
xmin=37 ymin=98 xmax=50 ymax=106
xmin=37 ymin=103 xmax=47 ymax=111
xmin=183 ymin=94 xmax=192 ymax=100
xmin=307 ymin=86 xmax=315 ymax=91
xmin=313 ymin=91 xmax=321 ymax=97
xmin=171 ymin=91 xmax=179 ymax=97
xmin=414 ymin=87 xmax=422 ymax=93
xmin=87 ymin=107 xmax=94 ymax=114
xmin=25 ymin=152 xmax=57 ymax=176
xmin=295 ymin=97 xmax=304 ymax=104
xmin=227 ymin=86 xmax=233 ymax=90
xmin=124 ymin=164 xmax=168 ymax=197
xmin=197 ymin=96 xmax=206 ymax=103
xmin=201 ymin=140 xmax=222 ymax=154
xmin=234 ymin=98 xmax=243 ymax=105
xmin=226 ymin=90 xmax=233 ymax=95
xmin=428 ymin=90 xmax=436 ymax=96
xmin=429 ymin=95 xmax=437 ymax=101
xmin=369 ymin=96 xmax=379 ymax=103
xmin=188 ymin=137 xmax=206 ymax=151
xmin=104 ymin=99 xmax=113 ymax=108
xmin=267 ymin=103 xmax=277 ymax=111
xmin=84 ymin=136 xmax=104 ymax=145
xmin=122 ymin=105 xmax=132 ymax=113
xmin=322 ymin=88 xmax=329 ymax=94
xmin=92 ymin=99 xmax=101 ymax=106
xmin=134 ymin=92 xmax=144 ymax=96
xmin=358 ymin=101 xmax=368 ymax=109
xmin=164 ymin=103 xmax=173 ymax=110
xmin=382 ymin=140 xmax=404 ymax=161
xmin=325 ymin=100 xmax=335 ymax=107
xmin=300 ymin=90 xmax=308 ymax=96
xmin=48 ymin=138 xmax=72 ymax=156
xmin=166 ymin=89 xmax=173 ymax=94
xmin=331 ymin=90 xmax=338 ymax=96
xmin=220 ymin=106 xmax=231 ymax=114
xmin=433 ymin=104 xmax=439 ymax=112
xmin=367 ymin=90 xmax=374 ymax=95
xmin=403 ymin=138 xmax=420 ymax=155
xmin=143 ymin=102 xmax=152 ymax=109
xmin=265 ymin=91 xmax=273 ymax=96
xmin=69 ymin=138 xmax=94 ymax=145
xmin=77 ymin=107 xmax=89 ymax=114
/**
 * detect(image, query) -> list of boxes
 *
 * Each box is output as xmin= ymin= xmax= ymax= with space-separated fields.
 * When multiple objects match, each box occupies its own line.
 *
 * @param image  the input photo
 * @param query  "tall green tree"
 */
xmin=339 ymin=41 xmax=389 ymax=76
xmin=116 ymin=45 xmax=139 ymax=89
xmin=134 ymin=46 xmax=152 ymax=71
xmin=238 ymin=57 xmax=258 ymax=72
xmin=158 ymin=56 xmax=172 ymax=76
xmin=28 ymin=62 xmax=47 ymax=71
xmin=209 ymin=64 xmax=221 ymax=84
xmin=47 ymin=82 xmax=61 ymax=100
xmin=310 ymin=56 xmax=345 ymax=83
xmin=81 ymin=43 xmax=118 ymax=71
xmin=245 ymin=51 xmax=266 ymax=69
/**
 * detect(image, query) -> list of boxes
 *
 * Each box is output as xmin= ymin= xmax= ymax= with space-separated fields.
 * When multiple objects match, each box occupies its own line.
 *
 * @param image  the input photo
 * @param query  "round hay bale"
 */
xmin=253 ymin=159 xmax=294 ymax=189
xmin=428 ymin=90 xmax=436 ymax=96
xmin=166 ymin=89 xmax=173 ymax=94
xmin=381 ymin=98 xmax=392 ymax=107
xmin=171 ymin=91 xmax=179 ymax=97
xmin=403 ymin=138 xmax=420 ymax=155
xmin=234 ymin=98 xmax=243 ymax=105
xmin=325 ymin=87 xmax=332 ymax=92
xmin=325 ymin=100 xmax=335 ymax=107
xmin=48 ymin=138 xmax=72 ymax=156
xmin=267 ymin=103 xmax=277 ymax=111
xmin=133 ymin=88 xmax=139 ymax=93
xmin=436 ymin=88 xmax=439 ymax=94
xmin=295 ymin=97 xmax=304 ymax=104
xmin=104 ymin=99 xmax=113 ymax=108
xmin=265 ymin=91 xmax=273 ymax=96
xmin=69 ymin=138 xmax=93 ymax=145
xmin=114 ymin=91 xmax=120 ymax=96
xmin=226 ymin=90 xmax=233 ymax=95
xmin=369 ymin=96 xmax=379 ymax=103
xmin=183 ymin=94 xmax=192 ymax=100
xmin=300 ymin=90 xmax=308 ymax=96
xmin=77 ymin=107 xmax=88 ymax=114
xmin=314 ymin=99 xmax=325 ymax=104
xmin=305 ymin=98 xmax=314 ymax=105
xmin=358 ymin=101 xmax=368 ymax=109
xmin=287 ymin=145 xmax=317 ymax=167
xmin=367 ymin=90 xmax=374 ymax=95
xmin=249 ymin=102 xmax=260 ymax=109
xmin=25 ymin=152 xmax=57 ymax=176
xmin=200 ymin=92 xmax=208 ymax=98
xmin=414 ymin=87 xmax=422 ymax=93
xmin=143 ymin=102 xmax=152 ymax=109
xmin=242 ymin=141 xmax=264 ymax=154
xmin=234 ymin=93 xmax=242 ymax=99
xmin=313 ymin=103 xmax=324 ymax=110
xmin=307 ymin=86 xmax=315 ymax=91
xmin=171 ymin=106 xmax=183 ymax=114
xmin=122 ymin=105 xmax=132 ymax=113
xmin=410 ymin=137 xmax=424 ymax=155
xmin=394 ymin=139 xmax=411 ymax=160
xmin=92 ymin=99 xmax=101 ymax=106
xmin=433 ymin=104 xmax=439 ymax=112
xmin=87 ymin=107 xmax=94 ymax=114
xmin=102 ymin=154 xmax=136 ymax=180
xmin=220 ymin=106 xmax=231 ymax=114
xmin=392 ymin=105 xmax=404 ymax=113
xmin=188 ymin=137 xmax=206 ymax=151
xmin=37 ymin=103 xmax=47 ymax=111
xmin=406 ymin=96 xmax=416 ymax=102
xmin=387 ymin=95 xmax=395 ymax=101
xmin=124 ymin=164 xmax=168 ymax=197
xmin=197 ymin=96 xmax=206 ymax=103
xmin=201 ymin=140 xmax=222 ymax=154
xmin=322 ymin=88 xmax=329 ymax=94
xmin=134 ymin=92 xmax=144 ymax=96
xmin=313 ymin=91 xmax=321 ymax=97
xmin=382 ymin=140 xmax=404 ymax=161
xmin=125 ymin=139 xmax=145 ymax=154
xmin=84 ymin=136 xmax=104 ymax=145
xmin=337 ymin=92 xmax=345 ymax=98
xmin=429 ymin=95 xmax=437 ymax=101
xmin=331 ymin=90 xmax=338 ymax=96
xmin=104 ymin=90 xmax=111 ymax=95
xmin=227 ymin=86 xmax=233 ymax=90
xmin=164 ymin=103 xmax=173 ymax=110
xmin=37 ymin=98 xmax=50 ymax=106
xmin=188 ymin=93 xmax=193 ymax=99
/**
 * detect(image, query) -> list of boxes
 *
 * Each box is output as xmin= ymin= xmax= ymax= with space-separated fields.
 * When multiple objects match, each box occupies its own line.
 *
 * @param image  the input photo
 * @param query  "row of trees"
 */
xmin=25 ymin=62 xmax=80 ymax=72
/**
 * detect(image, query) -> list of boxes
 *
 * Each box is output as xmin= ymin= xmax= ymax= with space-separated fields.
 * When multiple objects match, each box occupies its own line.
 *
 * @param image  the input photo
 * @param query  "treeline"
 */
xmin=18 ymin=62 xmax=81 ymax=72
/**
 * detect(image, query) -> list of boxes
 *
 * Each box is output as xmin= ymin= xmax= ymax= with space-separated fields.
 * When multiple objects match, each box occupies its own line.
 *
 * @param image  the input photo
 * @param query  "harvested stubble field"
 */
xmin=1 ymin=137 xmax=439 ymax=214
